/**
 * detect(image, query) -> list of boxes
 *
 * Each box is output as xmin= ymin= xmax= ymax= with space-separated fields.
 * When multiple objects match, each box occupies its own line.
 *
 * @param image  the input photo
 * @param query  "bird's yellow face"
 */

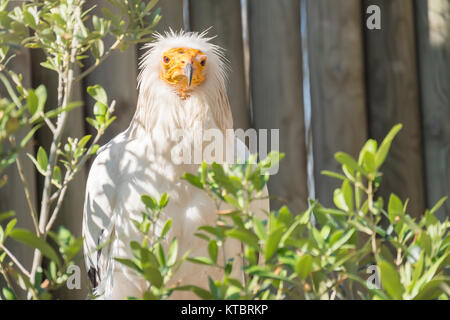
xmin=160 ymin=47 xmax=207 ymax=99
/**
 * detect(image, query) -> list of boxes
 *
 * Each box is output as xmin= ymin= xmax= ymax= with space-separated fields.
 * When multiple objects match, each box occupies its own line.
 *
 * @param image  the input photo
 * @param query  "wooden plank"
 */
xmin=364 ymin=0 xmax=425 ymax=218
xmin=415 ymin=0 xmax=450 ymax=220
xmin=248 ymin=0 xmax=308 ymax=213
xmin=306 ymin=0 xmax=368 ymax=208
xmin=154 ymin=0 xmax=185 ymax=32
xmin=189 ymin=0 xmax=250 ymax=130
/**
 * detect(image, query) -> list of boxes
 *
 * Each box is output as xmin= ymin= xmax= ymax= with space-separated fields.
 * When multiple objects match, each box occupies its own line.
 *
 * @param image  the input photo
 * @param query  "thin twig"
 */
xmin=0 ymin=244 xmax=31 ymax=279
xmin=9 ymin=137 xmax=40 ymax=235
xmin=0 ymin=262 xmax=15 ymax=293
xmin=74 ymin=36 xmax=124 ymax=82
xmin=15 ymin=153 xmax=41 ymax=236
xmin=41 ymin=112 xmax=56 ymax=134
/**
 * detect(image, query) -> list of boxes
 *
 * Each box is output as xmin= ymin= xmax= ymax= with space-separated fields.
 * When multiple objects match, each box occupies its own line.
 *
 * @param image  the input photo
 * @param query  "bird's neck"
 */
xmin=129 ymin=83 xmax=233 ymax=142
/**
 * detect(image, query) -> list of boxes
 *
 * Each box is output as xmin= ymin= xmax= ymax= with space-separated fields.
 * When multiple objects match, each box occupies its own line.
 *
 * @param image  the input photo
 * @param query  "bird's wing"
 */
xmin=82 ymin=147 xmax=118 ymax=297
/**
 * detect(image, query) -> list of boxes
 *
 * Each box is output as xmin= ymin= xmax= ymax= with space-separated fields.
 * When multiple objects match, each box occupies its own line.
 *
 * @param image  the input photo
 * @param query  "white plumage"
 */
xmin=83 ymin=30 xmax=269 ymax=299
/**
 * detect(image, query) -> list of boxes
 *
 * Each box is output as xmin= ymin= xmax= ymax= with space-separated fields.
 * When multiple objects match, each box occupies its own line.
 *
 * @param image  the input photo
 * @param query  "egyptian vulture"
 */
xmin=83 ymin=30 xmax=269 ymax=299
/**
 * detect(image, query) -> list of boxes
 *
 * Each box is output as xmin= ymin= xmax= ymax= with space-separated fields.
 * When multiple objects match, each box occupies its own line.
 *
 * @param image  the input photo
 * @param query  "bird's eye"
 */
xmin=163 ymin=56 xmax=170 ymax=63
xmin=200 ymin=58 xmax=206 ymax=67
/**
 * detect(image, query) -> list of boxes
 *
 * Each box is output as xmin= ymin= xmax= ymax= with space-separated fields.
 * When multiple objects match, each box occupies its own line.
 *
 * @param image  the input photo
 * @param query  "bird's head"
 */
xmin=138 ymin=30 xmax=228 ymax=100
xmin=160 ymin=47 xmax=207 ymax=98
xmin=134 ymin=30 xmax=233 ymax=133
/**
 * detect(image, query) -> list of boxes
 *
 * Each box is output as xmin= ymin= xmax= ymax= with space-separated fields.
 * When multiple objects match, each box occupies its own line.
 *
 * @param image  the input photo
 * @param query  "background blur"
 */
xmin=1 ymin=0 xmax=449 ymax=298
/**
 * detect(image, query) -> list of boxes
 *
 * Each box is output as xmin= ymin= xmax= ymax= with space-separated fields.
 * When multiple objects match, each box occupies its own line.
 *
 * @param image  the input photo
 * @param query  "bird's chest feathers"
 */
xmin=113 ymin=139 xmax=219 ymax=236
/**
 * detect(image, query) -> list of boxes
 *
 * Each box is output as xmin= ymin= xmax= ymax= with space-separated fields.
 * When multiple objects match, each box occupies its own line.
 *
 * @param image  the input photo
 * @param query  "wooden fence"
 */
xmin=1 ymin=0 xmax=449 ymax=298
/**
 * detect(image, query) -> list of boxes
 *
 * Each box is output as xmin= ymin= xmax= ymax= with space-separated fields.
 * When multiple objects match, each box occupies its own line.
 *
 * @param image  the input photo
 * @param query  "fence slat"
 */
xmin=189 ymin=0 xmax=250 ymax=130
xmin=154 ymin=0 xmax=184 ymax=32
xmin=415 ymin=0 xmax=450 ymax=220
xmin=364 ymin=0 xmax=425 ymax=218
xmin=306 ymin=0 xmax=368 ymax=208
xmin=248 ymin=0 xmax=308 ymax=213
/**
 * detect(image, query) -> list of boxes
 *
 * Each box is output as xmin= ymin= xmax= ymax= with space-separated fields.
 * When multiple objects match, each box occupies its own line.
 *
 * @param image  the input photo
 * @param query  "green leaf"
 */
xmin=19 ymin=124 xmax=43 ymax=148
xmin=87 ymin=85 xmax=107 ymax=104
xmin=362 ymin=150 xmax=376 ymax=174
xmin=5 ymin=218 xmax=17 ymax=237
xmin=156 ymin=243 xmax=165 ymax=266
xmin=141 ymin=195 xmax=157 ymax=210
xmin=23 ymin=10 xmax=37 ymax=29
xmin=48 ymin=261 xmax=57 ymax=281
xmin=175 ymin=285 xmax=213 ymax=300
xmin=208 ymin=240 xmax=218 ymax=264
xmin=167 ymin=238 xmax=178 ymax=266
xmin=2 ymin=287 xmax=17 ymax=300
xmin=130 ymin=241 xmax=142 ymax=260
xmin=37 ymin=146 xmax=48 ymax=173
xmin=413 ymin=252 xmax=449 ymax=297
xmin=429 ymin=196 xmax=448 ymax=216
xmin=414 ymin=277 xmax=447 ymax=300
xmin=359 ymin=139 xmax=378 ymax=163
xmin=159 ymin=193 xmax=169 ymax=208
xmin=333 ymin=188 xmax=348 ymax=211
xmin=335 ymin=152 xmax=368 ymax=176
xmin=388 ymin=194 xmax=403 ymax=224
xmin=328 ymin=229 xmax=355 ymax=253
xmin=295 ymin=254 xmax=312 ymax=280
xmin=182 ymin=173 xmax=203 ymax=189
xmin=160 ymin=219 xmax=172 ymax=238
xmin=90 ymin=144 xmax=100 ymax=155
xmin=375 ymin=124 xmax=403 ymax=169
xmin=224 ymin=194 xmax=241 ymax=209
xmin=26 ymin=153 xmax=46 ymax=176
xmin=265 ymin=227 xmax=284 ymax=262
xmin=93 ymin=101 xmax=107 ymax=117
xmin=226 ymin=229 xmax=259 ymax=249
xmin=321 ymin=170 xmax=347 ymax=181
xmin=27 ymin=89 xmax=38 ymax=116
xmin=77 ymin=135 xmax=92 ymax=150
xmin=44 ymin=101 xmax=83 ymax=119
xmin=40 ymin=61 xmax=57 ymax=72
xmin=0 ymin=211 xmax=15 ymax=223
xmin=198 ymin=226 xmax=224 ymax=239
xmin=35 ymin=85 xmax=47 ymax=114
xmin=253 ymin=216 xmax=267 ymax=241
xmin=9 ymin=228 xmax=61 ymax=268
xmin=143 ymin=266 xmax=163 ymax=288
xmin=114 ymin=258 xmax=142 ymax=273
xmin=52 ymin=165 xmax=61 ymax=186
xmin=342 ymin=180 xmax=354 ymax=212
xmin=142 ymin=291 xmax=156 ymax=300
xmin=140 ymin=248 xmax=159 ymax=268
xmin=378 ymin=260 xmax=404 ymax=299
xmin=187 ymin=256 xmax=214 ymax=266
xmin=85 ymin=117 xmax=98 ymax=130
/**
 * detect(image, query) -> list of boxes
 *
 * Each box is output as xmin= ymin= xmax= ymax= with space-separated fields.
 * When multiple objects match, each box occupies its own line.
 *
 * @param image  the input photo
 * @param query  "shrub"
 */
xmin=122 ymin=124 xmax=449 ymax=300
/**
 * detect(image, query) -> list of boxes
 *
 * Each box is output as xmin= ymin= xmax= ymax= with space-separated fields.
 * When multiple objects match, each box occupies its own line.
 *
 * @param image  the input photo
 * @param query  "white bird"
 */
xmin=83 ymin=30 xmax=269 ymax=300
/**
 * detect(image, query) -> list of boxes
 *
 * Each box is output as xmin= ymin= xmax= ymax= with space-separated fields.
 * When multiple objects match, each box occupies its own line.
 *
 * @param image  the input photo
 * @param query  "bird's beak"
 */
xmin=184 ymin=62 xmax=194 ymax=87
